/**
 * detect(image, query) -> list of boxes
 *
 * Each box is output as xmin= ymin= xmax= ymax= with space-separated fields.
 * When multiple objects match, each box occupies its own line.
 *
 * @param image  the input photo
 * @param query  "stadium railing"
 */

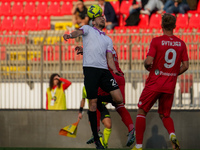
xmin=0 ymin=29 xmax=200 ymax=110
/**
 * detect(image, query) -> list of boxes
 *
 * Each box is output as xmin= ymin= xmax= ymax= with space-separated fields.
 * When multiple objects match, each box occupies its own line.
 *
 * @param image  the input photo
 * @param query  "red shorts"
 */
xmin=98 ymin=73 xmax=125 ymax=104
xmin=138 ymin=87 xmax=174 ymax=117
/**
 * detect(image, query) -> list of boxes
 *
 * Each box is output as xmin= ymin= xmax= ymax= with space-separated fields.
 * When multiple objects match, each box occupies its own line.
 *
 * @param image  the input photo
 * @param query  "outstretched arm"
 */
xmin=63 ymin=29 xmax=83 ymax=41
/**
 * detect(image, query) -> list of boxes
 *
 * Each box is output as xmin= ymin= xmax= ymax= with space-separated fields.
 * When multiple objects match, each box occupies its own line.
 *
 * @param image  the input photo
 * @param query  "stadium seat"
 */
xmin=138 ymin=14 xmax=149 ymax=28
xmin=25 ymin=16 xmax=38 ymax=31
xmin=176 ymin=14 xmax=188 ymax=29
xmin=188 ymin=44 xmax=199 ymax=60
xmin=38 ymin=16 xmax=50 ymax=30
xmin=66 ymin=45 xmax=76 ymax=60
xmin=149 ymin=14 xmax=162 ymax=28
xmin=114 ymin=27 xmax=129 ymax=43
xmin=48 ymin=1 xmax=60 ymax=16
xmin=119 ymin=45 xmax=129 ymax=60
xmin=0 ymin=46 xmax=6 ymax=60
xmin=60 ymin=1 xmax=73 ymax=15
xmin=24 ymin=1 xmax=36 ymax=16
xmin=36 ymin=2 xmax=48 ymax=16
xmin=0 ymin=2 xmax=11 ymax=16
xmin=11 ymin=2 xmax=23 ymax=16
xmin=16 ymin=31 xmax=27 ymax=44
xmin=188 ymin=13 xmax=200 ymax=29
xmin=13 ymin=16 xmax=26 ymax=31
xmin=131 ymin=45 xmax=142 ymax=60
xmin=120 ymin=1 xmax=131 ymax=15
xmin=130 ymin=27 xmax=140 ymax=43
xmin=110 ymin=1 xmax=120 ymax=15
xmin=179 ymin=74 xmax=193 ymax=93
xmin=141 ymin=29 xmax=153 ymax=43
xmin=0 ymin=16 xmax=13 ymax=31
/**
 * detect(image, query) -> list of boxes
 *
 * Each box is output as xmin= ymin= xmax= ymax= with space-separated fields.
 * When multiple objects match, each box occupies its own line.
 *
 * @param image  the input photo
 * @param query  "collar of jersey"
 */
xmin=93 ymin=27 xmax=105 ymax=35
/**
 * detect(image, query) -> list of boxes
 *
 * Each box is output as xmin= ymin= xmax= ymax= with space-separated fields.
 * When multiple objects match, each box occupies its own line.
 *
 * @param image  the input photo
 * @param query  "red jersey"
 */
xmin=145 ymin=35 xmax=189 ymax=94
xmin=108 ymin=48 xmax=124 ymax=74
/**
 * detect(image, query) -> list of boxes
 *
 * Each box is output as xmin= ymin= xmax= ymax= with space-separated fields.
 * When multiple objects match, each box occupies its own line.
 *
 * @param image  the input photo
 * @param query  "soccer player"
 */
xmin=46 ymin=74 xmax=71 ymax=110
xmin=76 ymin=46 xmax=135 ymax=146
xmin=63 ymin=14 xmax=123 ymax=149
xmin=78 ymin=86 xmax=112 ymax=148
xmin=131 ymin=13 xmax=189 ymax=150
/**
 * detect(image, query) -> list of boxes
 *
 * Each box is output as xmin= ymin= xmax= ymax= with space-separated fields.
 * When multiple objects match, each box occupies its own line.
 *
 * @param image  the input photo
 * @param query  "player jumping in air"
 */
xmin=63 ymin=12 xmax=122 ymax=149
xmin=132 ymin=13 xmax=189 ymax=150
xmin=75 ymin=46 xmax=135 ymax=147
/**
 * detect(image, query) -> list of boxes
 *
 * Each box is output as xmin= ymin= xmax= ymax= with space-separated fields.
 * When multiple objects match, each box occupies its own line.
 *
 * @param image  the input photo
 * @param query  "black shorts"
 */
xmin=100 ymin=104 xmax=110 ymax=121
xmin=83 ymin=67 xmax=119 ymax=99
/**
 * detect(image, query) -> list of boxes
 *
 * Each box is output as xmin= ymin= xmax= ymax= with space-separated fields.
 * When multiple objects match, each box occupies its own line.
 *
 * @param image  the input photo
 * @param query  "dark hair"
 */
xmin=49 ymin=73 xmax=61 ymax=90
xmin=162 ymin=13 xmax=176 ymax=31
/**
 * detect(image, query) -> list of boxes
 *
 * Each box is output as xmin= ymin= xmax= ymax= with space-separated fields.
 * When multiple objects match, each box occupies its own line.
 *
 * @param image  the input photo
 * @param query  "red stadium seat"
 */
xmin=0 ymin=2 xmax=11 ymax=16
xmin=138 ymin=14 xmax=149 ymax=28
xmin=176 ymin=14 xmax=188 ymax=29
xmin=149 ymin=14 xmax=161 ymax=28
xmin=120 ymin=1 xmax=131 ymax=15
xmin=188 ymin=44 xmax=199 ymax=60
xmin=38 ymin=16 xmax=50 ymax=30
xmin=25 ymin=16 xmax=38 ymax=31
xmin=110 ymin=1 xmax=120 ymax=15
xmin=16 ymin=31 xmax=27 ymax=44
xmin=130 ymin=27 xmax=140 ymax=43
xmin=11 ymin=2 xmax=23 ymax=16
xmin=131 ymin=45 xmax=142 ymax=60
xmin=188 ymin=13 xmax=200 ymax=29
xmin=13 ymin=16 xmax=25 ymax=31
xmin=48 ymin=1 xmax=60 ymax=16
xmin=0 ymin=46 xmax=6 ymax=60
xmin=141 ymin=28 xmax=153 ymax=43
xmin=119 ymin=45 xmax=129 ymax=60
xmin=114 ymin=27 xmax=129 ymax=43
xmin=24 ymin=2 xmax=36 ymax=16
xmin=179 ymin=74 xmax=193 ymax=93
xmin=36 ymin=2 xmax=48 ymax=16
xmin=0 ymin=16 xmax=13 ymax=31
xmin=60 ymin=1 xmax=73 ymax=15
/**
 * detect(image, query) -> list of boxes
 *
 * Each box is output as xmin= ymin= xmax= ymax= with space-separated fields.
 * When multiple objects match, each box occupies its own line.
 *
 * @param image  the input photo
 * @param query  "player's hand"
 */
xmin=78 ymin=113 xmax=83 ymax=119
xmin=63 ymin=34 xmax=71 ymax=41
xmin=75 ymin=46 xmax=83 ymax=55
xmin=113 ymin=70 xmax=122 ymax=76
xmin=147 ymin=63 xmax=153 ymax=71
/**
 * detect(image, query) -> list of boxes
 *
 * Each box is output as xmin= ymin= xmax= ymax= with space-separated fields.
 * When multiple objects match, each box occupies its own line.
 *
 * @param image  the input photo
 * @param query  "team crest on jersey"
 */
xmin=155 ymin=69 xmax=160 ymax=75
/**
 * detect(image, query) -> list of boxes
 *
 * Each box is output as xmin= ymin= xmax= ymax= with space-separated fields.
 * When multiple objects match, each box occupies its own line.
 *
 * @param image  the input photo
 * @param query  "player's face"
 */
xmin=94 ymin=16 xmax=105 ymax=29
xmin=53 ymin=77 xmax=59 ymax=86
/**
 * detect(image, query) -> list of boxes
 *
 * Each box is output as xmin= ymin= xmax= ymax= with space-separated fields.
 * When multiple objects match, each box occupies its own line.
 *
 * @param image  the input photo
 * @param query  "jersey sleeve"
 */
xmin=106 ymin=38 xmax=113 ymax=53
xmin=79 ymin=25 xmax=90 ymax=36
xmin=60 ymin=78 xmax=71 ymax=90
xmin=181 ymin=42 xmax=189 ymax=62
xmin=147 ymin=38 xmax=157 ymax=58
xmin=82 ymin=86 xmax=87 ymax=99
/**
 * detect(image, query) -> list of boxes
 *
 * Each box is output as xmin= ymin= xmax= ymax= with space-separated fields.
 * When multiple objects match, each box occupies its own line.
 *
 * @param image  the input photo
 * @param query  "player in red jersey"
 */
xmin=131 ymin=13 xmax=189 ymax=150
xmin=75 ymin=46 xmax=135 ymax=147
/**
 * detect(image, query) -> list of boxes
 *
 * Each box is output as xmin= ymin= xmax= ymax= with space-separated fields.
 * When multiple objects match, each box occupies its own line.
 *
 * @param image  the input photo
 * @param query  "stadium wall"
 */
xmin=0 ymin=110 xmax=199 ymax=149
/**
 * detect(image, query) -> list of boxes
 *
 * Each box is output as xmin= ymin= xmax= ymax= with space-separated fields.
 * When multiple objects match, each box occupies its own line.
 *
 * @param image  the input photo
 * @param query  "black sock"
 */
xmin=88 ymin=111 xmax=99 ymax=141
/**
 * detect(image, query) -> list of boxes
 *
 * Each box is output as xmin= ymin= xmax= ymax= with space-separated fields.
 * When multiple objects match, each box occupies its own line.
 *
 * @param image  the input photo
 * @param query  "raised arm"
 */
xmin=63 ymin=29 xmax=84 ymax=41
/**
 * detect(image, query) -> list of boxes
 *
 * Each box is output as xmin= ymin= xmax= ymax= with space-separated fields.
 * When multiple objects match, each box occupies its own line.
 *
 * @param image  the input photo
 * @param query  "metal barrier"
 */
xmin=0 ymin=29 xmax=199 ymax=109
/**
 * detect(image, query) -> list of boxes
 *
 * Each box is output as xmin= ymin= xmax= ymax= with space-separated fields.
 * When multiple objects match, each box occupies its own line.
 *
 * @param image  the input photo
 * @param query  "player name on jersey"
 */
xmin=161 ymin=40 xmax=181 ymax=47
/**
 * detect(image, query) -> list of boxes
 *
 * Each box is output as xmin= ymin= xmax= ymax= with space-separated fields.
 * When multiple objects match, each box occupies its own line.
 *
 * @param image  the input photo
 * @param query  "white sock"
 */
xmin=136 ymin=144 xmax=142 ymax=148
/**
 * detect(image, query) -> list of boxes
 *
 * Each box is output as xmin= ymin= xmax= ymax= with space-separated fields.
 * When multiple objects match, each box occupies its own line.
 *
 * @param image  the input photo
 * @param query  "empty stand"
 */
xmin=48 ymin=1 xmax=61 ymax=16
xmin=1 ymin=16 xmax=13 ymax=31
xmin=60 ymin=1 xmax=73 ymax=15
xmin=188 ymin=13 xmax=200 ymax=29
xmin=176 ymin=14 xmax=189 ymax=29
xmin=36 ymin=1 xmax=48 ymax=16
xmin=11 ymin=1 xmax=23 ymax=16
xmin=13 ymin=16 xmax=26 ymax=31
xmin=38 ymin=16 xmax=51 ymax=30
xmin=26 ymin=16 xmax=38 ymax=31
xmin=149 ymin=14 xmax=162 ymax=28
xmin=138 ymin=14 xmax=149 ymax=28
xmin=24 ymin=1 xmax=36 ymax=16
xmin=0 ymin=2 xmax=11 ymax=16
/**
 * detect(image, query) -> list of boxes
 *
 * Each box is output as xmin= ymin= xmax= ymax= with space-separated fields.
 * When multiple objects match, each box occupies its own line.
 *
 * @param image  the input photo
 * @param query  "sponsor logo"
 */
xmin=138 ymin=101 xmax=142 ymax=105
xmin=155 ymin=69 xmax=160 ymax=75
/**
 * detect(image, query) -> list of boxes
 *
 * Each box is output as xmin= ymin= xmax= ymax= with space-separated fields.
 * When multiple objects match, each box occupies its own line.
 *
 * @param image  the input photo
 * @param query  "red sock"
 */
xmin=162 ymin=117 xmax=175 ymax=134
xmin=96 ymin=109 xmax=101 ymax=131
xmin=136 ymin=114 xmax=146 ymax=144
xmin=116 ymin=104 xmax=134 ymax=132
